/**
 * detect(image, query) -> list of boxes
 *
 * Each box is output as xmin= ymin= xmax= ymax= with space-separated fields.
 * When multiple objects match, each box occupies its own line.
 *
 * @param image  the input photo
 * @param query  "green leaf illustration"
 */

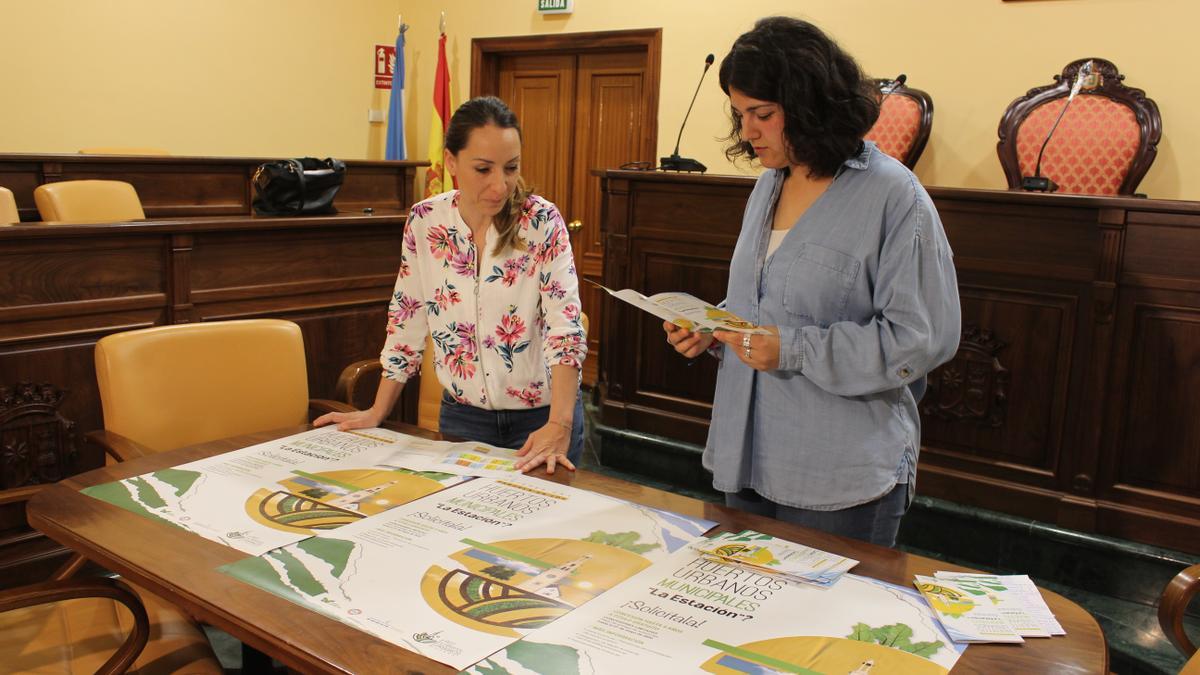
xmin=846 ymin=622 xmax=944 ymax=657
xmin=582 ymin=530 xmax=660 ymax=555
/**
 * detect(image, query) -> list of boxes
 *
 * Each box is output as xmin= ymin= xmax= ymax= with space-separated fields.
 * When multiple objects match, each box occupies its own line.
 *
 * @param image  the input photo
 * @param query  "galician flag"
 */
xmin=423 ymin=31 xmax=454 ymax=197
xmin=385 ymin=23 xmax=407 ymax=160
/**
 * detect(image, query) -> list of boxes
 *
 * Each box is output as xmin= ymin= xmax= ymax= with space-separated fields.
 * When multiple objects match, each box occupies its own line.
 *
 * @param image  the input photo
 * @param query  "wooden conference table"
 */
xmin=27 ymin=424 xmax=1108 ymax=674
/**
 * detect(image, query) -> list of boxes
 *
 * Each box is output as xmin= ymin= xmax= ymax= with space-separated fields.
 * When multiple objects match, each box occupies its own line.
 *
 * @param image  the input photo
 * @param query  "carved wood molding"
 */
xmin=921 ymin=324 xmax=1010 ymax=428
xmin=0 ymin=382 xmax=77 ymax=489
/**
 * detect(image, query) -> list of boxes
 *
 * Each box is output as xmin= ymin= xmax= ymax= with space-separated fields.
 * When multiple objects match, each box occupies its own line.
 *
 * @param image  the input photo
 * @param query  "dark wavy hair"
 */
xmin=718 ymin=17 xmax=879 ymax=178
xmin=445 ymin=96 xmax=532 ymax=254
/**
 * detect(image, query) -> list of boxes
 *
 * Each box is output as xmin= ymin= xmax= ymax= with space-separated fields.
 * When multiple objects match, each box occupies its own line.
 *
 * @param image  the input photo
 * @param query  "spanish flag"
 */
xmin=423 ymin=31 xmax=454 ymax=198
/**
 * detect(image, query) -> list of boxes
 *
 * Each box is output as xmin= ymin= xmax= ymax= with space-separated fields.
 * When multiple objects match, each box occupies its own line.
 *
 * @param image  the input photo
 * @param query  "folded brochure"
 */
xmin=914 ymin=575 xmax=1026 ymax=643
xmin=589 ymin=281 xmax=768 ymax=334
xmin=692 ymin=530 xmax=859 ymax=587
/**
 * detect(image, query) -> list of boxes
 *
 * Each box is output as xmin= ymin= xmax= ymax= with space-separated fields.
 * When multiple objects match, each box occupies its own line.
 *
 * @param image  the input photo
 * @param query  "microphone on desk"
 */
xmin=1021 ymin=60 xmax=1094 ymax=193
xmin=660 ymin=53 xmax=714 ymax=173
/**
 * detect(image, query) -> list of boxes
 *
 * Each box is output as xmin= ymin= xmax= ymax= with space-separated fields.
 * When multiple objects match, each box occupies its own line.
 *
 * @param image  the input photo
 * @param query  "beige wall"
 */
xmin=0 ymin=0 xmax=399 ymax=159
xmin=3 ymin=0 xmax=1197 ymax=199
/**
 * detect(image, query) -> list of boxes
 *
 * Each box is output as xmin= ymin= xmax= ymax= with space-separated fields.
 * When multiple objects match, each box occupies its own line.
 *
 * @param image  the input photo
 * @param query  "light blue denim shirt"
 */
xmin=703 ymin=142 xmax=961 ymax=510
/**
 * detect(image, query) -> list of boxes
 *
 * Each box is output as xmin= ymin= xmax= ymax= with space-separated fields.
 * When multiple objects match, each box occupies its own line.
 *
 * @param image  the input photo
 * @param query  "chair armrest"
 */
xmin=85 ymin=429 xmax=156 ymax=463
xmin=0 ymin=484 xmax=88 ymax=580
xmin=0 ymin=484 xmax=44 ymax=507
xmin=334 ymin=359 xmax=382 ymax=403
xmin=1160 ymin=562 xmax=1200 ymax=657
xmin=0 ymin=577 xmax=149 ymax=674
xmin=309 ymin=399 xmax=357 ymax=417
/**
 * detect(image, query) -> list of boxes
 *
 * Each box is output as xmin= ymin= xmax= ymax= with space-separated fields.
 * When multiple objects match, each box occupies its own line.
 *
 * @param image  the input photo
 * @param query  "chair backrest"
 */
xmin=0 ymin=187 xmax=18 ymax=225
xmin=95 ymin=319 xmax=310 ymax=453
xmin=78 ymin=147 xmax=170 ymax=156
xmin=1160 ymin=562 xmax=1200 ymax=661
xmin=997 ymin=58 xmax=1161 ymax=196
xmin=33 ymin=180 xmax=146 ymax=224
xmin=864 ymin=78 xmax=934 ymax=169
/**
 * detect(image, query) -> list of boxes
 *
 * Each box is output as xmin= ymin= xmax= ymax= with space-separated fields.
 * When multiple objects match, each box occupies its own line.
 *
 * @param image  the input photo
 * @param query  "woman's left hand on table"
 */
xmin=713 ymin=327 xmax=781 ymax=371
xmin=514 ymin=421 xmax=576 ymax=475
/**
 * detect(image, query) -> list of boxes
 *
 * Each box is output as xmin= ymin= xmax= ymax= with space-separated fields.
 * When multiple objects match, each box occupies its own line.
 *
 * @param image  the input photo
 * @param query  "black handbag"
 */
xmin=251 ymin=157 xmax=346 ymax=216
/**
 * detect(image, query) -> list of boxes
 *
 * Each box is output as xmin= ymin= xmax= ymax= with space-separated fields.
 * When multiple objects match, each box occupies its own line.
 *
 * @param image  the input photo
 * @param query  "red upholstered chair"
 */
xmin=864 ymin=78 xmax=933 ymax=169
xmin=997 ymin=58 xmax=1162 ymax=196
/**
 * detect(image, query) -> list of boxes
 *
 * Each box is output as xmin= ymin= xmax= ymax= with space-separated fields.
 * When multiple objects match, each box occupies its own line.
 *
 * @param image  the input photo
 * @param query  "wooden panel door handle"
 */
xmin=567 ymin=219 xmax=583 ymax=232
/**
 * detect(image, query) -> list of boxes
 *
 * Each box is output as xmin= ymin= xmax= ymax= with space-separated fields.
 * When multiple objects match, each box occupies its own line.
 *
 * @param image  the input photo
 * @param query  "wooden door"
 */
xmin=474 ymin=30 xmax=661 ymax=386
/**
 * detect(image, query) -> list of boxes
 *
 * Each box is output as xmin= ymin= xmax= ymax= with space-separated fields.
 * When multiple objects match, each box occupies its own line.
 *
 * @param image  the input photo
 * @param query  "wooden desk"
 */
xmin=597 ymin=169 xmax=1200 ymax=555
xmin=28 ymin=424 xmax=1108 ymax=673
xmin=0 ymin=153 xmax=426 ymax=223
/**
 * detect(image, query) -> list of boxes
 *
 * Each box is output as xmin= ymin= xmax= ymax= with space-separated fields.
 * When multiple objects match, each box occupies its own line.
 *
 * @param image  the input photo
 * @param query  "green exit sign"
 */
xmin=537 ymin=0 xmax=573 ymax=13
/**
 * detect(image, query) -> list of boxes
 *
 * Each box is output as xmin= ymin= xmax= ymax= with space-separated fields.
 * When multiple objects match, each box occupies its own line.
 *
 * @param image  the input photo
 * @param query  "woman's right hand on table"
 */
xmin=664 ymin=321 xmax=715 ymax=359
xmin=313 ymin=407 xmax=386 ymax=431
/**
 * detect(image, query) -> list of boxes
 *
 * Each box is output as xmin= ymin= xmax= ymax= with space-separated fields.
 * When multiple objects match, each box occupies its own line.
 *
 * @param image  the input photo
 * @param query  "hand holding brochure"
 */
xmin=693 ymin=530 xmax=858 ymax=587
xmin=590 ymin=281 xmax=768 ymax=334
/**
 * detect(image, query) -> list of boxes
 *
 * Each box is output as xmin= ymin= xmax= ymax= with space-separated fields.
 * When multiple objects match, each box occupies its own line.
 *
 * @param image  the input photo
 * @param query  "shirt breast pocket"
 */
xmin=783 ymin=243 xmax=861 ymax=324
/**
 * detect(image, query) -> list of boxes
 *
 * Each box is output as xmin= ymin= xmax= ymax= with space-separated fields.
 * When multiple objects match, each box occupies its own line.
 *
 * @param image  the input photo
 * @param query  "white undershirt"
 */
xmin=767 ymin=228 xmax=788 ymax=258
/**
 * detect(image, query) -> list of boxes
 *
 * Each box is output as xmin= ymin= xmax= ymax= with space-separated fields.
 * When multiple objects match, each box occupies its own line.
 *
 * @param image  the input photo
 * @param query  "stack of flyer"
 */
xmin=692 ymin=530 xmax=859 ymax=587
xmin=914 ymin=572 xmax=1066 ymax=643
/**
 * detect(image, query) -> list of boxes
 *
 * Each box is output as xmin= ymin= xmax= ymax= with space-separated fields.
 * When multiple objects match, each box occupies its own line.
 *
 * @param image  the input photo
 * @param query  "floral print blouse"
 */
xmin=380 ymin=190 xmax=587 ymax=410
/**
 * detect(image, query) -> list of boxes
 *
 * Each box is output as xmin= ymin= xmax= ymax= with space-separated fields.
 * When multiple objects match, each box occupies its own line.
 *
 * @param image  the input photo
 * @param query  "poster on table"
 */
xmin=467 ymin=545 xmax=967 ymax=675
xmin=80 ymin=428 xmax=467 ymax=555
xmin=220 ymin=475 xmax=718 ymax=669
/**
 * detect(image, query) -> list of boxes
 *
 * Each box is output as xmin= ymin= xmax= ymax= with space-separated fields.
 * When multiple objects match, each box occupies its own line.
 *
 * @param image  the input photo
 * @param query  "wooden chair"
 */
xmin=33 ymin=180 xmax=146 ymax=224
xmin=337 ymin=335 xmax=443 ymax=432
xmin=88 ymin=319 xmax=352 ymax=460
xmin=0 ymin=381 xmax=220 ymax=673
xmin=0 ymin=186 xmax=18 ymax=225
xmin=997 ymin=58 xmax=1162 ymax=196
xmin=0 ymin=488 xmax=222 ymax=674
xmin=864 ymin=78 xmax=934 ymax=169
xmin=78 ymin=147 xmax=170 ymax=156
xmin=336 ymin=313 xmax=589 ymax=432
xmin=1160 ymin=563 xmax=1200 ymax=663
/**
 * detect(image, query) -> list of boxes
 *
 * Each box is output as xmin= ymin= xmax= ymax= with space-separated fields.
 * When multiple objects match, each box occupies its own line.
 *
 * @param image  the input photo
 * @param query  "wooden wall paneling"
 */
xmin=0 ymin=159 xmax=44 ymax=221
xmin=1117 ymin=304 xmax=1200 ymax=494
xmin=186 ymin=228 xmax=400 ymax=298
xmin=572 ymin=51 xmax=650 ymax=386
xmin=920 ymin=285 xmax=1078 ymax=483
xmin=598 ymin=174 xmax=631 ymax=425
xmin=56 ymin=161 xmax=250 ymax=217
xmin=498 ymin=53 xmax=577 ymax=206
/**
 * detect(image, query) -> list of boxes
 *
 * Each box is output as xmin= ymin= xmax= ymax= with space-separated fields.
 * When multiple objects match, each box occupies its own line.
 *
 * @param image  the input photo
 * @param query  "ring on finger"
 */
xmin=744 ymin=347 xmax=752 ymax=358
xmin=742 ymin=334 xmax=751 ymax=349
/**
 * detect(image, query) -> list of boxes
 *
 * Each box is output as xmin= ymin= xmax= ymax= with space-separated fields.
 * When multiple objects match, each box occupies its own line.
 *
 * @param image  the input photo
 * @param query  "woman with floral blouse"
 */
xmin=315 ymin=97 xmax=587 ymax=474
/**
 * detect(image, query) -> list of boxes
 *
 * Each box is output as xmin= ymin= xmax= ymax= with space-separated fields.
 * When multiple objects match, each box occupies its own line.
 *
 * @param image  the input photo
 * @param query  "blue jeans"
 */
xmin=438 ymin=391 xmax=585 ymax=465
xmin=725 ymin=483 xmax=909 ymax=548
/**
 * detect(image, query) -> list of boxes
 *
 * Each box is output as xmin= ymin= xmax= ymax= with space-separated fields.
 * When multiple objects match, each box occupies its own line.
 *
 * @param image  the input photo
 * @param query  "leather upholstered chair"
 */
xmin=34 ymin=180 xmax=146 ymax=224
xmin=1160 ymin=563 xmax=1200 ymax=665
xmin=88 ymin=319 xmax=352 ymax=460
xmin=336 ymin=313 xmax=589 ymax=433
xmin=864 ymin=78 xmax=934 ymax=169
xmin=0 ymin=186 xmax=19 ymax=225
xmin=997 ymin=58 xmax=1162 ymax=196
xmin=66 ymin=319 xmax=351 ymax=672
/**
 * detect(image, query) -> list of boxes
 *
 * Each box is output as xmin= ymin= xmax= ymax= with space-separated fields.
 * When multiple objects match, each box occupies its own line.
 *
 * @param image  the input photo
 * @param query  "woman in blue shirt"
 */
xmin=665 ymin=17 xmax=961 ymax=547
